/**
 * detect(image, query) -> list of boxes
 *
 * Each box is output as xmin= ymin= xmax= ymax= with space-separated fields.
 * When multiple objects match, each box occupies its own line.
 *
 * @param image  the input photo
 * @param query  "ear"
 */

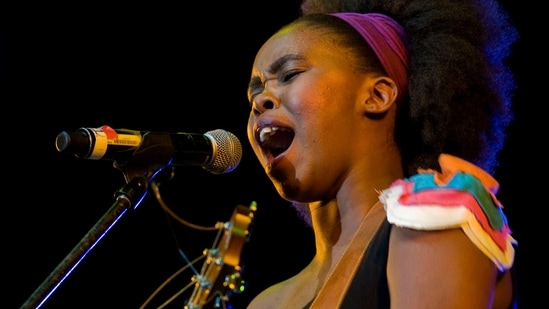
xmin=363 ymin=76 xmax=398 ymax=114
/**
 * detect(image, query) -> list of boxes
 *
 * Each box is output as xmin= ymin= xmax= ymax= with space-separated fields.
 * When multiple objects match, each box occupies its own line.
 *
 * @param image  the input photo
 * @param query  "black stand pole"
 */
xmin=20 ymin=176 xmax=149 ymax=309
xmin=21 ymin=132 xmax=175 ymax=309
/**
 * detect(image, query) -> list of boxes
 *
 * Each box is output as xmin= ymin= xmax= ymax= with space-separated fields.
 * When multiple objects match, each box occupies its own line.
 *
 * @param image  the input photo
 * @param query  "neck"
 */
xmin=309 ymin=198 xmax=380 ymax=260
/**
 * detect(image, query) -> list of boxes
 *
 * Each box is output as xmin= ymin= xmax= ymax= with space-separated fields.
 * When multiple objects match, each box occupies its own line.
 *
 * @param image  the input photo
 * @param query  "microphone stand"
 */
xmin=20 ymin=136 xmax=176 ymax=309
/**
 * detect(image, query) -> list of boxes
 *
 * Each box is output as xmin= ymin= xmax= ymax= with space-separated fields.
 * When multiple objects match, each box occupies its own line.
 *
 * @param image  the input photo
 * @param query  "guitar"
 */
xmin=184 ymin=201 xmax=256 ymax=309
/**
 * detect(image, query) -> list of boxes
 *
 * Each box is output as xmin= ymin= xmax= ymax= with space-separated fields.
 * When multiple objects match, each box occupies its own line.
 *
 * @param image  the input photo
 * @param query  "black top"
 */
xmin=305 ymin=219 xmax=518 ymax=308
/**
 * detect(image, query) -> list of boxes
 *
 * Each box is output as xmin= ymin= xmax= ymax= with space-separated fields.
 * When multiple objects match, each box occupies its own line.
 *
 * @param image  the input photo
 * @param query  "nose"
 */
xmin=252 ymin=90 xmax=279 ymax=115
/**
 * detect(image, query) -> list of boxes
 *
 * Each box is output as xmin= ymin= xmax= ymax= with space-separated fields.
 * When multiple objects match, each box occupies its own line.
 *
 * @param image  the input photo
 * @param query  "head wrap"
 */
xmin=330 ymin=12 xmax=409 ymax=104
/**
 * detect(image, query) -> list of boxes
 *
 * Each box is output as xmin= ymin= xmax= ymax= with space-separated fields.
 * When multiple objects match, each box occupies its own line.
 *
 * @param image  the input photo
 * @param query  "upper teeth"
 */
xmin=259 ymin=127 xmax=279 ymax=142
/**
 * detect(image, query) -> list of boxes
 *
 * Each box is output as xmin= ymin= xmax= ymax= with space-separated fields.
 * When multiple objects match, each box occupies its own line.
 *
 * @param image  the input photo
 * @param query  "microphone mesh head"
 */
xmin=204 ymin=129 xmax=243 ymax=174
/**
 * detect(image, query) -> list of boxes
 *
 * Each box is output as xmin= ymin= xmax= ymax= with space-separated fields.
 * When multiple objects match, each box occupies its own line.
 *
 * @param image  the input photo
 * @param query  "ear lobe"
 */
xmin=364 ymin=77 xmax=398 ymax=114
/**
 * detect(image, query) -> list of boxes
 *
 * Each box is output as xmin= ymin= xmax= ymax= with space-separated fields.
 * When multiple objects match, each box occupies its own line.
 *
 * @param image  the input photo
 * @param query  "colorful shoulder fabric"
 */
xmin=378 ymin=153 xmax=516 ymax=271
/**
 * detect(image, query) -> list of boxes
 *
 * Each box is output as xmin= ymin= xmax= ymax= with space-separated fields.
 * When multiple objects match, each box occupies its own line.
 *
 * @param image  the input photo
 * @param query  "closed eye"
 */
xmin=280 ymin=70 xmax=302 ymax=83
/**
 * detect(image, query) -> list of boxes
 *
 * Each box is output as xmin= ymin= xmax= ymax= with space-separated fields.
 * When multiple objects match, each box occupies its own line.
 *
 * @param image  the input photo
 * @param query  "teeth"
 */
xmin=259 ymin=127 xmax=279 ymax=142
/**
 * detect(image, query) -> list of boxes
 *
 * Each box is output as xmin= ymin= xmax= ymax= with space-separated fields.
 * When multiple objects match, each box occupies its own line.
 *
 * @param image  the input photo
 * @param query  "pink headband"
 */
xmin=331 ymin=12 xmax=409 ymax=103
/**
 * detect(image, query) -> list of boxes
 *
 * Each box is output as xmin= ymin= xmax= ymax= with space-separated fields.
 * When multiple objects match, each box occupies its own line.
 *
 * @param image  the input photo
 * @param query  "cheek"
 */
xmin=290 ymin=80 xmax=342 ymax=123
xmin=286 ymin=79 xmax=328 ymax=115
xmin=313 ymin=80 xmax=360 ymax=120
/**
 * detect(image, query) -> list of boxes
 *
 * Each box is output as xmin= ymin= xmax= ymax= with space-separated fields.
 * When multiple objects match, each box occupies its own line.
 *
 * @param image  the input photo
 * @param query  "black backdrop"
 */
xmin=3 ymin=1 xmax=541 ymax=308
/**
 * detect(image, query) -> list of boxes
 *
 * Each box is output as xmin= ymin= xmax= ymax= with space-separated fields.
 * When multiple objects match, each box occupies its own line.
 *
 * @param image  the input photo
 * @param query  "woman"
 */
xmin=244 ymin=0 xmax=518 ymax=307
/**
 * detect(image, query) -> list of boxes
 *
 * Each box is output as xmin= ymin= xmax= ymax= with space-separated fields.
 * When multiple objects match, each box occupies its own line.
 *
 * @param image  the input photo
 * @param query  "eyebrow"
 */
xmin=248 ymin=53 xmax=305 ymax=94
xmin=267 ymin=53 xmax=304 ymax=74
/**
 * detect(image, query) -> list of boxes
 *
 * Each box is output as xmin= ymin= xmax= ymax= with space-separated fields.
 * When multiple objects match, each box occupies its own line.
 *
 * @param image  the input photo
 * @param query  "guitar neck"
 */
xmin=184 ymin=202 xmax=256 ymax=309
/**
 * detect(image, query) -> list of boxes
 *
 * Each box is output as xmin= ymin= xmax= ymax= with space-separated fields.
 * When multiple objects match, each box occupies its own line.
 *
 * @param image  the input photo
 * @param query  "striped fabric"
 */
xmin=379 ymin=154 xmax=516 ymax=271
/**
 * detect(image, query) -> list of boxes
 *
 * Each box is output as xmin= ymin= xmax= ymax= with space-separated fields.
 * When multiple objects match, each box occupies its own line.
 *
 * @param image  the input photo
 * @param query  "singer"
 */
xmin=244 ymin=0 xmax=518 ymax=308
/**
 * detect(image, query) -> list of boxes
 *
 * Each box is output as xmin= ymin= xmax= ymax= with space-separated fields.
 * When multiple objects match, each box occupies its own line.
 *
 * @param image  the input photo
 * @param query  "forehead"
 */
xmin=252 ymin=24 xmax=338 ymax=72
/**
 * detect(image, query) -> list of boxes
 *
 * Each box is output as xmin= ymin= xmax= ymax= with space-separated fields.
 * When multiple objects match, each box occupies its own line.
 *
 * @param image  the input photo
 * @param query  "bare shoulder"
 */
xmin=246 ymin=281 xmax=292 ymax=309
xmin=387 ymin=226 xmax=502 ymax=308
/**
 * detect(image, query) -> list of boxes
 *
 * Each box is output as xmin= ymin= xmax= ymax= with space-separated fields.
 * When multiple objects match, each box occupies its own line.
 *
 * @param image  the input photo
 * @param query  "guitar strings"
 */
xmin=139 ymin=179 xmax=229 ymax=308
xmin=139 ymin=254 xmax=205 ymax=309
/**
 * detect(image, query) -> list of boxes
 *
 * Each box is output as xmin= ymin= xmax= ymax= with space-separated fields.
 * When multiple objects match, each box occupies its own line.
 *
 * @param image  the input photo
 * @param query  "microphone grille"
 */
xmin=204 ymin=129 xmax=243 ymax=174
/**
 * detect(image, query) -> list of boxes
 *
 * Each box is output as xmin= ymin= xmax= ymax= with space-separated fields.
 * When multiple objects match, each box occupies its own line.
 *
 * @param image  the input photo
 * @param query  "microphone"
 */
xmin=55 ymin=125 xmax=243 ymax=174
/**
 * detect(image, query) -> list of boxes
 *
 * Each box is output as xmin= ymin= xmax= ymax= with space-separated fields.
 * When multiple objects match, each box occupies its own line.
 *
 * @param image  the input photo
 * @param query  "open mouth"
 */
xmin=256 ymin=126 xmax=295 ymax=158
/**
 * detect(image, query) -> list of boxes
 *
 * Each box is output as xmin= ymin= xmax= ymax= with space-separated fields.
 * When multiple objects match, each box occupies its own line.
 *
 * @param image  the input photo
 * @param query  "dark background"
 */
xmin=3 ymin=1 xmax=541 ymax=308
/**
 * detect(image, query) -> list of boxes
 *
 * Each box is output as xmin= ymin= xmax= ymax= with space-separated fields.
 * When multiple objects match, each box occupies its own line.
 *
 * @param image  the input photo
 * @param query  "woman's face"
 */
xmin=246 ymin=23 xmax=374 ymax=202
